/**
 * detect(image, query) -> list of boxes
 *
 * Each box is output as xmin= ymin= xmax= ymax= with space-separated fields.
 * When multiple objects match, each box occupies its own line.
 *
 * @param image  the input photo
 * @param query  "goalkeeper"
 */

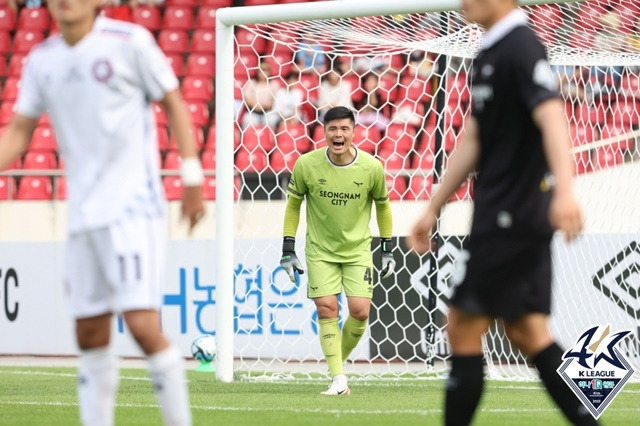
xmin=280 ymin=106 xmax=395 ymax=395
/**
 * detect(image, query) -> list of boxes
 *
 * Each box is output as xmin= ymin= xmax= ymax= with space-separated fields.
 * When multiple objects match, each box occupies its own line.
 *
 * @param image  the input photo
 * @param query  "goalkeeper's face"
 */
xmin=324 ymin=119 xmax=355 ymax=156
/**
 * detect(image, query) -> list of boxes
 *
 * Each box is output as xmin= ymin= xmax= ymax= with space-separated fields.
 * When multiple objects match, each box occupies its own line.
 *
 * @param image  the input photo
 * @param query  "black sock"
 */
xmin=445 ymin=355 xmax=484 ymax=426
xmin=533 ymin=342 xmax=599 ymax=426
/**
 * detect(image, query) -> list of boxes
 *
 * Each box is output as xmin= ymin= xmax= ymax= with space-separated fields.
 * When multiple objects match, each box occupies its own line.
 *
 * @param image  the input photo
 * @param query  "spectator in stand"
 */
xmin=274 ymin=71 xmax=305 ymax=125
xmin=407 ymin=51 xmax=434 ymax=80
xmin=354 ymin=73 xmax=389 ymax=132
xmin=295 ymin=36 xmax=326 ymax=73
xmin=556 ymin=66 xmax=588 ymax=103
xmin=242 ymin=62 xmax=280 ymax=129
xmin=317 ymin=67 xmax=353 ymax=120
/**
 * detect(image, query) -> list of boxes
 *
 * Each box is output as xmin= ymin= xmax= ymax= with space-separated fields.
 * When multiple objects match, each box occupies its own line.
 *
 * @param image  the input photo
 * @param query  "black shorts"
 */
xmin=449 ymin=235 xmax=552 ymax=321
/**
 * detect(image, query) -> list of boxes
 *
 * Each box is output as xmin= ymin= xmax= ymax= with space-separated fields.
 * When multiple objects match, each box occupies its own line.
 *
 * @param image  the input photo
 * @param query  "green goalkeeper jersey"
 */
xmin=287 ymin=147 xmax=389 ymax=263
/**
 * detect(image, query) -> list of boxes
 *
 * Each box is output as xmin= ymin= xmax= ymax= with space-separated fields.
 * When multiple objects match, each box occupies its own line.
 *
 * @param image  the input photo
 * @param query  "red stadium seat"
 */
xmin=163 ymin=150 xmax=182 ymax=170
xmin=235 ymin=52 xmax=259 ymax=78
xmin=153 ymin=103 xmax=168 ymax=127
xmin=0 ymin=30 xmax=11 ymax=54
xmin=168 ymin=126 xmax=204 ymax=151
xmin=17 ymin=176 xmax=52 ymax=200
xmin=569 ymin=124 xmax=596 ymax=147
xmin=185 ymin=54 xmax=215 ymax=77
xmin=236 ymin=27 xmax=266 ymax=53
xmin=447 ymin=73 xmax=470 ymax=104
xmin=610 ymin=98 xmax=640 ymax=126
xmin=165 ymin=53 xmax=184 ymax=77
xmin=163 ymin=176 xmax=183 ymax=200
xmin=410 ymin=146 xmax=435 ymax=171
xmin=377 ymin=74 xmax=398 ymax=104
xmin=131 ymin=6 xmax=161 ymax=31
xmin=245 ymin=0 xmax=277 ymax=5
xmin=205 ymin=124 xmax=216 ymax=151
xmin=196 ymin=6 xmax=218 ymax=29
xmin=7 ymin=53 xmax=26 ymax=76
xmin=378 ymin=149 xmax=406 ymax=171
xmin=241 ymin=125 xmax=275 ymax=152
xmin=270 ymin=149 xmax=299 ymax=172
xmin=30 ymin=125 xmax=57 ymax=152
xmin=12 ymin=30 xmax=44 ymax=53
xmin=0 ymin=101 xmax=15 ymax=124
xmin=235 ymin=148 xmax=267 ymax=172
xmin=17 ymin=7 xmax=50 ymax=31
xmin=55 ymin=176 xmax=67 ymax=200
xmin=601 ymin=125 xmax=633 ymax=151
xmin=185 ymin=101 xmax=210 ymax=126
xmin=299 ymin=73 xmax=320 ymax=101
xmin=23 ymin=151 xmax=57 ymax=169
xmin=167 ymin=0 xmax=199 ymax=6
xmin=181 ymin=76 xmax=214 ymax=101
xmin=353 ymin=125 xmax=381 ymax=155
xmin=616 ymin=2 xmax=640 ymax=34
xmin=157 ymin=30 xmax=189 ymax=54
xmin=575 ymin=1 xmax=607 ymax=33
xmin=398 ymin=74 xmax=432 ymax=103
xmin=449 ymin=178 xmax=474 ymax=202
xmin=201 ymin=0 xmax=232 ymax=6
xmin=385 ymin=175 xmax=408 ymax=200
xmin=262 ymin=50 xmax=293 ymax=78
xmin=529 ymin=4 xmax=563 ymax=31
xmin=0 ymin=175 xmax=16 ymax=199
xmin=407 ymin=175 xmax=433 ymax=200
xmin=2 ymin=77 xmax=19 ymax=100
xmin=276 ymin=122 xmax=310 ymax=153
xmin=0 ymin=7 xmax=15 ymax=31
xmin=595 ymin=147 xmax=623 ymax=170
xmin=191 ymin=29 xmax=216 ymax=53
xmin=202 ymin=176 xmax=216 ymax=200
xmin=380 ymin=124 xmax=415 ymax=154
xmin=621 ymin=74 xmax=640 ymax=96
xmin=569 ymin=31 xmax=596 ymax=50
xmin=201 ymin=149 xmax=216 ymax=170
xmin=156 ymin=126 xmax=169 ymax=151
xmin=162 ymin=6 xmax=194 ymax=30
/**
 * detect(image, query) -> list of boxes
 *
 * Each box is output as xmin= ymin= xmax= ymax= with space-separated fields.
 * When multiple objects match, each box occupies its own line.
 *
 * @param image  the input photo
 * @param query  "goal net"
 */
xmin=215 ymin=0 xmax=640 ymax=382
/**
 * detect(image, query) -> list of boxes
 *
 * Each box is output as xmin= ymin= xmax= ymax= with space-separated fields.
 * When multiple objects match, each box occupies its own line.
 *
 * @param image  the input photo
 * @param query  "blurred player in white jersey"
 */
xmin=0 ymin=0 xmax=205 ymax=424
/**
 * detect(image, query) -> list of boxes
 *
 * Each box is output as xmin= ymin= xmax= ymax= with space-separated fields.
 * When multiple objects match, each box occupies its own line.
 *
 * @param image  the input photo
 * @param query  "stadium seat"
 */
xmin=191 ymin=29 xmax=216 ymax=53
xmin=410 ymin=146 xmax=435 ymax=171
xmin=575 ymin=1 xmax=607 ymax=33
xmin=569 ymin=124 xmax=596 ymax=147
xmin=162 ymin=6 xmax=194 ymax=30
xmin=235 ymin=147 xmax=267 ymax=172
xmin=131 ymin=6 xmax=161 ymax=31
xmin=244 ymin=0 xmax=277 ymax=6
xmin=377 ymin=74 xmax=398 ymax=104
xmin=529 ymin=4 xmax=563 ymax=31
xmin=17 ymin=176 xmax=52 ymax=200
xmin=55 ymin=176 xmax=67 ymax=200
xmin=378 ymin=149 xmax=406 ymax=171
xmin=353 ymin=125 xmax=381 ymax=155
xmin=181 ymin=76 xmax=214 ymax=102
xmin=0 ymin=30 xmax=10 ymax=54
xmin=270 ymin=149 xmax=299 ymax=172
xmin=0 ymin=7 xmax=15 ymax=31
xmin=163 ymin=150 xmax=182 ymax=170
xmin=201 ymin=0 xmax=232 ymax=6
xmin=166 ymin=0 xmax=199 ymax=6
xmin=574 ymin=151 xmax=591 ymax=175
xmin=595 ymin=147 xmax=623 ymax=170
xmin=276 ymin=122 xmax=310 ymax=153
xmin=449 ymin=178 xmax=474 ymax=202
xmin=406 ymin=174 xmax=433 ymax=200
xmin=380 ymin=124 xmax=415 ymax=154
xmin=385 ymin=175 xmax=408 ymax=201
xmin=157 ymin=30 xmax=189 ymax=54
xmin=17 ymin=7 xmax=50 ymax=31
xmin=23 ymin=151 xmax=57 ymax=169
xmin=153 ymin=103 xmax=168 ymax=126
xmin=162 ymin=176 xmax=183 ymax=200
xmin=201 ymin=149 xmax=216 ymax=170
xmin=30 ymin=125 xmax=57 ymax=152
xmin=398 ymin=74 xmax=432 ymax=103
xmin=7 ymin=53 xmax=26 ymax=76
xmin=0 ymin=101 xmax=15 ymax=124
xmin=12 ymin=30 xmax=44 ymax=53
xmin=185 ymin=54 xmax=215 ymax=77
xmin=165 ymin=53 xmax=184 ymax=77
xmin=37 ymin=113 xmax=51 ymax=127
xmin=2 ymin=77 xmax=19 ymax=100
xmin=168 ymin=126 xmax=204 ymax=151
xmin=185 ymin=101 xmax=210 ymax=126
xmin=601 ymin=125 xmax=633 ymax=151
xmin=196 ymin=6 xmax=218 ymax=29
xmin=235 ymin=52 xmax=259 ymax=78
xmin=202 ymin=176 xmax=216 ymax=200
xmin=0 ymin=176 xmax=16 ymax=199
xmin=205 ymin=124 xmax=216 ymax=151
xmin=299 ymin=73 xmax=320 ymax=101
xmin=236 ymin=27 xmax=266 ymax=53
xmin=616 ymin=2 xmax=640 ymax=34
xmin=242 ymin=125 xmax=275 ymax=152
xmin=262 ymin=51 xmax=293 ymax=78
xmin=610 ymin=98 xmax=639 ymax=126
xmin=447 ymin=73 xmax=470 ymax=104
xmin=156 ymin=126 xmax=169 ymax=151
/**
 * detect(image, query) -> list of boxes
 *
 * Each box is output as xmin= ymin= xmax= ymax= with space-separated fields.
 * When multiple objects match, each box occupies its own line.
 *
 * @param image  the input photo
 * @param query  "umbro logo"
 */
xmin=353 ymin=181 xmax=363 ymax=187
xmin=318 ymin=178 xmax=327 ymax=185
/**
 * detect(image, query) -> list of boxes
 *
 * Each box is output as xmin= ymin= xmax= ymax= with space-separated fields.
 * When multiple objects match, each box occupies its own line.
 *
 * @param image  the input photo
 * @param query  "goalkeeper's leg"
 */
xmin=341 ymin=264 xmax=374 ymax=361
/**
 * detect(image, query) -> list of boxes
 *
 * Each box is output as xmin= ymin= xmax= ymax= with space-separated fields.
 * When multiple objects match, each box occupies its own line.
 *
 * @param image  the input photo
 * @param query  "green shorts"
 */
xmin=306 ymin=259 xmax=374 ymax=299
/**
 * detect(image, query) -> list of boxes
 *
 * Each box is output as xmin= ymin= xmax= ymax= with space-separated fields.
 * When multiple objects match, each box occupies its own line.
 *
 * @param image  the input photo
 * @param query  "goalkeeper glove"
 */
xmin=280 ymin=236 xmax=304 ymax=283
xmin=380 ymin=238 xmax=396 ymax=279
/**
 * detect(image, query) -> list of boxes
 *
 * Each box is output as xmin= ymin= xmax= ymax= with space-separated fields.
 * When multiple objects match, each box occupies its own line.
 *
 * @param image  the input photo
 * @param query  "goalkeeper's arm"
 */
xmin=281 ymin=196 xmax=304 ymax=282
xmin=376 ymin=199 xmax=395 ymax=279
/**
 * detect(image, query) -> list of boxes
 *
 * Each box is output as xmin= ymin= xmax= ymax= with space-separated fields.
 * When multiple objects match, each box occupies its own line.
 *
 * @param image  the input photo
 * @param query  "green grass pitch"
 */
xmin=1 ymin=367 xmax=639 ymax=425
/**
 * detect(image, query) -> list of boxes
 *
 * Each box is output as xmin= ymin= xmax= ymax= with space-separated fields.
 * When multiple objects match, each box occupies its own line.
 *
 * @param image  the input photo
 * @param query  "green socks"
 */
xmin=319 ymin=318 xmax=343 ymax=376
xmin=341 ymin=315 xmax=367 ymax=362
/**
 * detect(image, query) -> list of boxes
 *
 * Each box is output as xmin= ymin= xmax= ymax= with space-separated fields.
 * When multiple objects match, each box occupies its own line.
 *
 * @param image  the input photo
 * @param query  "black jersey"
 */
xmin=470 ymin=25 xmax=558 ymax=239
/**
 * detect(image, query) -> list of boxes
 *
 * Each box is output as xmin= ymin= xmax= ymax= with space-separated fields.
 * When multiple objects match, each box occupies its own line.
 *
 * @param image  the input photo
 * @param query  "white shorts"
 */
xmin=65 ymin=216 xmax=164 ymax=319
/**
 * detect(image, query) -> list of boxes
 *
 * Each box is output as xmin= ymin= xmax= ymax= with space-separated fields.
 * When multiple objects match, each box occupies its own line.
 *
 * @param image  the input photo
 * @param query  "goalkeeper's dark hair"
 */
xmin=324 ymin=106 xmax=355 ymax=127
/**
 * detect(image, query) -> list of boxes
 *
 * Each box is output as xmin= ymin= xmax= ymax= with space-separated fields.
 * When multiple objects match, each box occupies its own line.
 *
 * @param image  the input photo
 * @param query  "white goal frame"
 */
xmin=214 ymin=0 xmax=571 ymax=382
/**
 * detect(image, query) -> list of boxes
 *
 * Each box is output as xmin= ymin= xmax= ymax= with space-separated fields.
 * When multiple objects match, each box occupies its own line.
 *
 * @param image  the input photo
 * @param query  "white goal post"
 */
xmin=214 ymin=0 xmax=639 ymax=383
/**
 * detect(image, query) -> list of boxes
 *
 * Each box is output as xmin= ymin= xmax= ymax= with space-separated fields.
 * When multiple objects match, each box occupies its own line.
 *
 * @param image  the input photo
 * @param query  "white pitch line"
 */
xmin=1 ymin=400 xmax=640 ymax=415
xmin=0 ymin=369 xmax=152 ymax=382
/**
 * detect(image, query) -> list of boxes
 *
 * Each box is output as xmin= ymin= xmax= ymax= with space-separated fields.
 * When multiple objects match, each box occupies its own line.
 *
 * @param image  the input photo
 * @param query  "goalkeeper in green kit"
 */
xmin=280 ymin=106 xmax=395 ymax=395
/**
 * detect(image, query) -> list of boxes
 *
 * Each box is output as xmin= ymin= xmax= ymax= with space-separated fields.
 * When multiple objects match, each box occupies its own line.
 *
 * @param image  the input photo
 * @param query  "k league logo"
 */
xmin=557 ymin=324 xmax=635 ymax=419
